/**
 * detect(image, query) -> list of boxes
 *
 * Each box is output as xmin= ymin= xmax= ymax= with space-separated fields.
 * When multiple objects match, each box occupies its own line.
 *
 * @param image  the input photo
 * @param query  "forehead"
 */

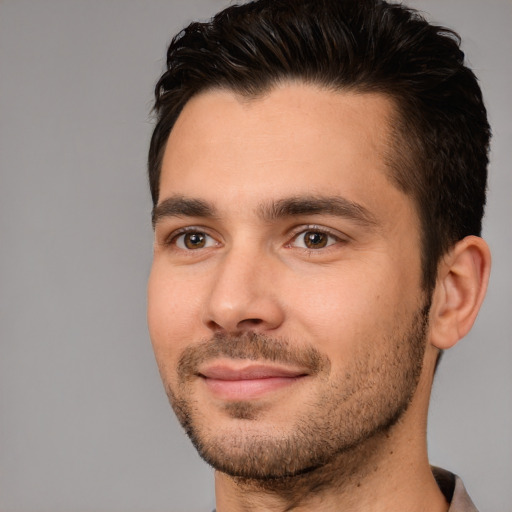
xmin=159 ymin=83 xmax=410 ymax=224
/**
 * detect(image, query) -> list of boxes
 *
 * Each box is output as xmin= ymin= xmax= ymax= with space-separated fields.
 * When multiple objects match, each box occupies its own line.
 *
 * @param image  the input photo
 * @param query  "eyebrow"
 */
xmin=152 ymin=196 xmax=218 ymax=227
xmin=258 ymin=196 xmax=378 ymax=225
xmin=152 ymin=194 xmax=377 ymax=227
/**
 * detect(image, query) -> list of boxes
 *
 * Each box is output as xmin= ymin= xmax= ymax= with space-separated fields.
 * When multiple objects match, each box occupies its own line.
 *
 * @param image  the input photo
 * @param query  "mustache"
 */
xmin=177 ymin=331 xmax=331 ymax=381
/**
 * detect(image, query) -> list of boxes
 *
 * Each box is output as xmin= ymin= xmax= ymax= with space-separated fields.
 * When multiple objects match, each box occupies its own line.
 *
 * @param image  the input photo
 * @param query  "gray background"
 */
xmin=0 ymin=0 xmax=510 ymax=511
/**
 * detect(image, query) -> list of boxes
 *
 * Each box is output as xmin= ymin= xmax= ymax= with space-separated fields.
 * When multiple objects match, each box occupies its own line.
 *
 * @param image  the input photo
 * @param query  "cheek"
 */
xmin=147 ymin=263 xmax=204 ymax=364
xmin=284 ymin=260 xmax=415 ymax=355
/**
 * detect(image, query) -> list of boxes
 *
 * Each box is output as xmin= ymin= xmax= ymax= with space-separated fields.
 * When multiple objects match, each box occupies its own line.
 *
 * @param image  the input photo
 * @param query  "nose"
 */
xmin=202 ymin=246 xmax=286 ymax=334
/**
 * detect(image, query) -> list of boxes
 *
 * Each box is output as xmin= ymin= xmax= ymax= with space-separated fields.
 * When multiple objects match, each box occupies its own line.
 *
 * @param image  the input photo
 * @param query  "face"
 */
xmin=148 ymin=83 xmax=429 ymax=479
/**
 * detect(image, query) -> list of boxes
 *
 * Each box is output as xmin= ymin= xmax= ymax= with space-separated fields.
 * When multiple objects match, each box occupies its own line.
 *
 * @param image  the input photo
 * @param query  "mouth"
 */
xmin=197 ymin=361 xmax=309 ymax=400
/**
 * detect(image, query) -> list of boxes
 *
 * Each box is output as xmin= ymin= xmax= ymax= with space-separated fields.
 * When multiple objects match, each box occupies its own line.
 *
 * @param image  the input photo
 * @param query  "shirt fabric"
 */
xmin=211 ymin=467 xmax=479 ymax=511
xmin=432 ymin=467 xmax=479 ymax=512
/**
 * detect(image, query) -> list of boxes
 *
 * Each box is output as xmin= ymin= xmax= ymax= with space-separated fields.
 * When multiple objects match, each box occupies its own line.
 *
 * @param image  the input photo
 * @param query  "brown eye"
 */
xmin=290 ymin=229 xmax=339 ymax=250
xmin=303 ymin=231 xmax=328 ymax=248
xmin=184 ymin=233 xmax=206 ymax=249
xmin=175 ymin=231 xmax=216 ymax=250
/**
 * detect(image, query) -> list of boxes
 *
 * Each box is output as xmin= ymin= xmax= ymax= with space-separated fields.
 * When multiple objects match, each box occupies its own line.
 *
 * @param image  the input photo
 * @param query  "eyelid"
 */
xmin=162 ymin=225 xmax=220 ymax=248
xmin=286 ymin=224 xmax=348 ymax=248
xmin=157 ymin=223 xmax=348 ymax=251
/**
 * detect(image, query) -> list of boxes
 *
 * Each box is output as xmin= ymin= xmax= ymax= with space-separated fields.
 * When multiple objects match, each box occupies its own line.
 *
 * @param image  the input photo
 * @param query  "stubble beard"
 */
xmin=164 ymin=301 xmax=430 ymax=485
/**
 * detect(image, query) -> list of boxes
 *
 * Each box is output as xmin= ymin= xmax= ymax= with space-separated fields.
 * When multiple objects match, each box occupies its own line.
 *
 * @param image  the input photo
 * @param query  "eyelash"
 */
xmin=163 ymin=225 xmax=346 ymax=252
xmin=287 ymin=225 xmax=344 ymax=251
xmin=164 ymin=227 xmax=218 ymax=249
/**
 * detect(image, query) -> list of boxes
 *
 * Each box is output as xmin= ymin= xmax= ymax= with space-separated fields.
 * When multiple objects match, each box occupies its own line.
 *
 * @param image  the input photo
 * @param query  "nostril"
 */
xmin=236 ymin=318 xmax=264 ymax=329
xmin=202 ymin=293 xmax=285 ymax=333
xmin=244 ymin=318 xmax=263 ymax=324
xmin=206 ymin=320 xmax=223 ymax=332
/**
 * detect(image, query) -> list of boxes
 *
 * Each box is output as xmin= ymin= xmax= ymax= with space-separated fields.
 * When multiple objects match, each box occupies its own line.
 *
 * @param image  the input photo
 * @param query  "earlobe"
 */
xmin=429 ymin=236 xmax=491 ymax=350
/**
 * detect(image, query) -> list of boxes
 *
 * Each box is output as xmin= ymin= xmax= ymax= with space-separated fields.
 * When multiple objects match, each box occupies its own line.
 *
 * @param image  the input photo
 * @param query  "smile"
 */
xmin=197 ymin=362 xmax=309 ymax=400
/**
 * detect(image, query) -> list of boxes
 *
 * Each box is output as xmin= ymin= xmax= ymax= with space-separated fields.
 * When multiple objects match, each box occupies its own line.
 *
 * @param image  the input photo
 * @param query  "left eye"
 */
xmin=290 ymin=230 xmax=338 ymax=249
xmin=175 ymin=231 xmax=217 ymax=250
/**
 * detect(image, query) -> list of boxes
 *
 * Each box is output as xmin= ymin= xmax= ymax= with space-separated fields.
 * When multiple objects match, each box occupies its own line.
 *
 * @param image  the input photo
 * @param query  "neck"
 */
xmin=214 ymin=364 xmax=448 ymax=512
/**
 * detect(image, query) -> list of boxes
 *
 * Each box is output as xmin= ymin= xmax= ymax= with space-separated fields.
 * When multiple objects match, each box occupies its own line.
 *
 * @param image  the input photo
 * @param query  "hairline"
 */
xmin=154 ymin=78 xmax=415 ymax=203
xmin=152 ymin=79 xmax=440 ymax=291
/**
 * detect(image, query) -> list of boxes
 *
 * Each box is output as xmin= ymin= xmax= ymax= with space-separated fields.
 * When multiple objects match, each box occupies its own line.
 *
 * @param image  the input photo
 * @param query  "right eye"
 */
xmin=174 ymin=231 xmax=217 ymax=250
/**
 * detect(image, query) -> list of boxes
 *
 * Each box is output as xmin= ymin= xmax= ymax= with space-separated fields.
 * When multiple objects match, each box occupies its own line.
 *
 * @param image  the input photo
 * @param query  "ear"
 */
xmin=429 ymin=236 xmax=491 ymax=350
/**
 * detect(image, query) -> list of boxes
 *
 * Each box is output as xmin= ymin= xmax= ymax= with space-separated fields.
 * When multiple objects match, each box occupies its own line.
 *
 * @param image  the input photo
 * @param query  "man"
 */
xmin=146 ymin=0 xmax=491 ymax=510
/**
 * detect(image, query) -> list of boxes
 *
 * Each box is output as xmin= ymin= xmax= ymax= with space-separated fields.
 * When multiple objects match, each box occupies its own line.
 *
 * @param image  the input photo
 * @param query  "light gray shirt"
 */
xmin=433 ymin=467 xmax=479 ymax=512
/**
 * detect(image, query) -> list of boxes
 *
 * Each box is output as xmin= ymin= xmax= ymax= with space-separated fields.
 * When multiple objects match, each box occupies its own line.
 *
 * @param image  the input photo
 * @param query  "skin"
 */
xmin=147 ymin=83 xmax=491 ymax=511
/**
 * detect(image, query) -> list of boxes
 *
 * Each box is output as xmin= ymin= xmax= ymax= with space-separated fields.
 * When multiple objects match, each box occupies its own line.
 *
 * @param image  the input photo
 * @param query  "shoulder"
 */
xmin=432 ymin=466 xmax=479 ymax=512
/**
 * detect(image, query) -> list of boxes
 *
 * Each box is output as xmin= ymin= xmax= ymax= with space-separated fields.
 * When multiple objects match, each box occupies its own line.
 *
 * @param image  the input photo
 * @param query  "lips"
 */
xmin=198 ymin=362 xmax=308 ymax=400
